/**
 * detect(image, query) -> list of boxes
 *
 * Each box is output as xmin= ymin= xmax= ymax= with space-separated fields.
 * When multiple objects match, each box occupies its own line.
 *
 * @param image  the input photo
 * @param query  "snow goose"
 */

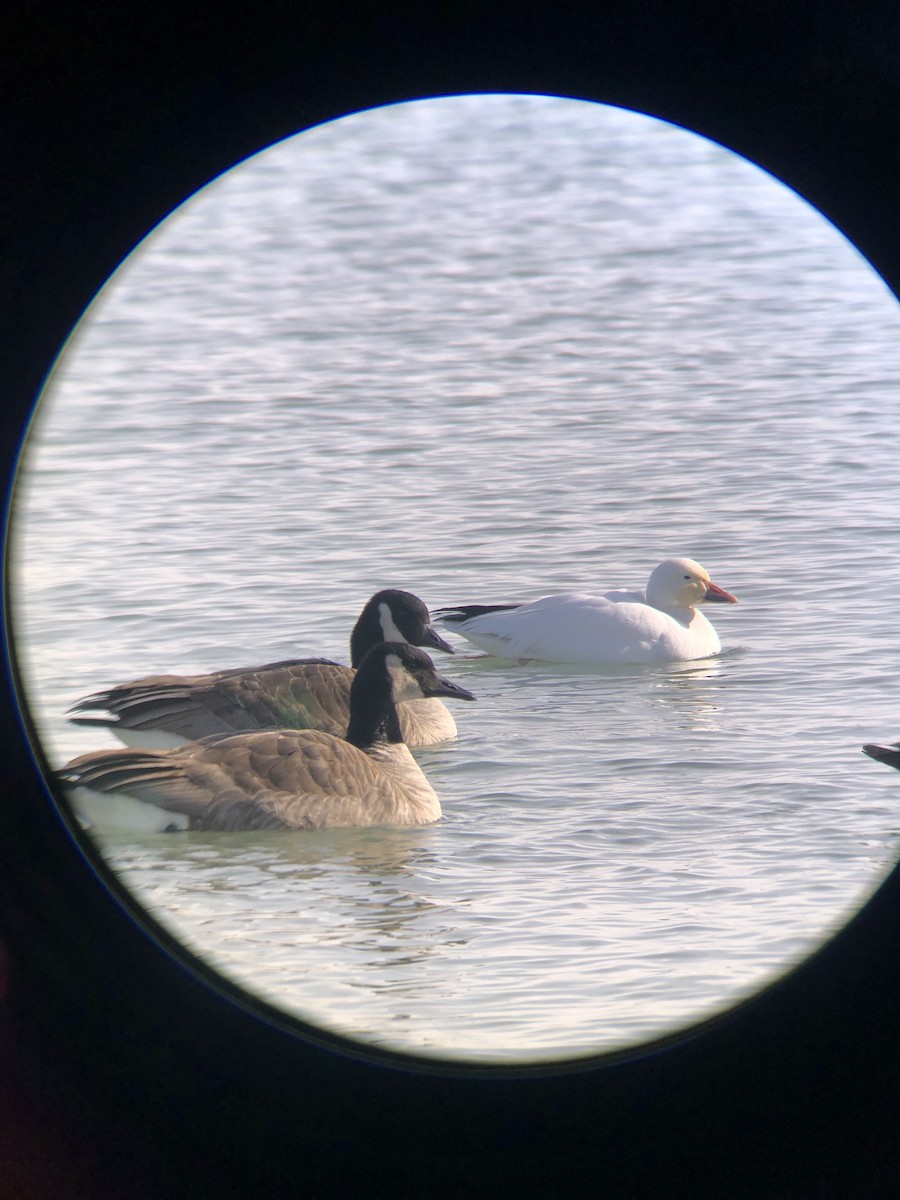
xmin=68 ymin=589 xmax=459 ymax=750
xmin=436 ymin=558 xmax=738 ymax=665
xmin=60 ymin=643 xmax=477 ymax=833
xmin=862 ymin=742 xmax=900 ymax=772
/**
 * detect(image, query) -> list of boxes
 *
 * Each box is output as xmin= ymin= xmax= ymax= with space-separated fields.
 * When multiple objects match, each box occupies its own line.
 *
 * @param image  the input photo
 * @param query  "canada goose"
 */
xmin=862 ymin=742 xmax=900 ymax=772
xmin=68 ymin=589 xmax=458 ymax=750
xmin=60 ymin=644 xmax=477 ymax=833
xmin=436 ymin=558 xmax=738 ymax=665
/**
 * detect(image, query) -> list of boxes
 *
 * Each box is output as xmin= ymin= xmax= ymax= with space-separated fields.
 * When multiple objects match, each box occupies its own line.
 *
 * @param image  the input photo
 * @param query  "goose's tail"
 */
xmin=435 ymin=603 xmax=521 ymax=626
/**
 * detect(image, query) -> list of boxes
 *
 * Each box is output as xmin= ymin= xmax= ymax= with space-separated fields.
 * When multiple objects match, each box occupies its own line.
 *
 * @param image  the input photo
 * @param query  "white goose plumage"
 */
xmin=437 ymin=558 xmax=738 ymax=665
xmin=60 ymin=643 xmax=477 ymax=834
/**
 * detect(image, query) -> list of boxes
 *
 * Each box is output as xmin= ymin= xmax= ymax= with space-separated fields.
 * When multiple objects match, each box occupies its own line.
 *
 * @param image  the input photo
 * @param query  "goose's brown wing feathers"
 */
xmin=70 ymin=660 xmax=355 ymax=740
xmin=62 ymin=729 xmax=410 ymax=831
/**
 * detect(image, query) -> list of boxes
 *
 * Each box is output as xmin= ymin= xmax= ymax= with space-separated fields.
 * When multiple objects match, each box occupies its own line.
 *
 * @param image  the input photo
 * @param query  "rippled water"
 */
xmin=10 ymin=94 xmax=900 ymax=1062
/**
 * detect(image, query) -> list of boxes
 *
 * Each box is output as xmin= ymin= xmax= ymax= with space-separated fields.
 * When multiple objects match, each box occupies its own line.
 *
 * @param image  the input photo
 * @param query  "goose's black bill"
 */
xmin=421 ymin=625 xmax=456 ymax=655
xmin=430 ymin=674 xmax=476 ymax=703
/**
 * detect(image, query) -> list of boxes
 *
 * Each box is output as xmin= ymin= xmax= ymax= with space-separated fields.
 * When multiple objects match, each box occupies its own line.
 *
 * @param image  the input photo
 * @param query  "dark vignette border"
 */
xmin=2 ymin=5 xmax=900 ymax=1197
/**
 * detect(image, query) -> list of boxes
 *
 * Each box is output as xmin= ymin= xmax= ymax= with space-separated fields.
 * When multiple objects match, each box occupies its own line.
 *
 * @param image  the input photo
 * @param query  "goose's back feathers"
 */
xmin=442 ymin=593 xmax=713 ymax=663
xmin=71 ymin=659 xmax=355 ymax=745
xmin=68 ymin=589 xmax=458 ymax=749
xmin=62 ymin=643 xmax=476 ymax=833
xmin=64 ymin=731 xmax=440 ymax=831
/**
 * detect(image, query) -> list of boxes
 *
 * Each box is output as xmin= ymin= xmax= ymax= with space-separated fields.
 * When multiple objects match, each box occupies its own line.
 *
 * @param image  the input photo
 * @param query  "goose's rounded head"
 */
xmin=351 ymin=590 xmax=454 ymax=666
xmin=348 ymin=643 xmax=474 ymax=749
xmin=646 ymin=558 xmax=738 ymax=611
xmin=381 ymin=643 xmax=476 ymax=704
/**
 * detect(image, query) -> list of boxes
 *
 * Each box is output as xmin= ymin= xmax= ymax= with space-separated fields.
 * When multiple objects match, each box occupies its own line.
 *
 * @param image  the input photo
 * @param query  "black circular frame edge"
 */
xmin=2 ymin=5 xmax=900 ymax=1197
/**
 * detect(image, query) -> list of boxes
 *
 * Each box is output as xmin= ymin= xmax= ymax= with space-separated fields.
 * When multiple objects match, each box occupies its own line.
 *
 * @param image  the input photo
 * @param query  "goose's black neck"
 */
xmin=349 ymin=600 xmax=390 ymax=668
xmin=345 ymin=656 xmax=404 ymax=748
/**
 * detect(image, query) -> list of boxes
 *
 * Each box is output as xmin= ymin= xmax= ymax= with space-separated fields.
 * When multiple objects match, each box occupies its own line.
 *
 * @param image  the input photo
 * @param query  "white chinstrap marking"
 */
xmin=378 ymin=601 xmax=408 ymax=644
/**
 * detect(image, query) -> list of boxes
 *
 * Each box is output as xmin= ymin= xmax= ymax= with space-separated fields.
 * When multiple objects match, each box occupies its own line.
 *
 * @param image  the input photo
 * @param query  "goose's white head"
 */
xmin=646 ymin=558 xmax=738 ymax=611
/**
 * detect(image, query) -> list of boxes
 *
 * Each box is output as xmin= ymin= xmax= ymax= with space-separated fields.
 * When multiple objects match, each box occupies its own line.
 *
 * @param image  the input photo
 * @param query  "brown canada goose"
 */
xmin=68 ymin=589 xmax=458 ymax=750
xmin=60 ymin=643 xmax=476 ymax=834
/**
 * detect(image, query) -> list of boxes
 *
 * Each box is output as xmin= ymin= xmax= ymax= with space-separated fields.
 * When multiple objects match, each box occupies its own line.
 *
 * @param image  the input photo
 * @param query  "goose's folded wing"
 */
xmin=61 ymin=729 xmax=411 ymax=831
xmin=213 ymin=661 xmax=354 ymax=734
xmin=435 ymin=593 xmax=698 ymax=663
xmin=440 ymin=594 xmax=620 ymax=659
xmin=69 ymin=660 xmax=354 ymax=739
xmin=60 ymin=744 xmax=239 ymax=817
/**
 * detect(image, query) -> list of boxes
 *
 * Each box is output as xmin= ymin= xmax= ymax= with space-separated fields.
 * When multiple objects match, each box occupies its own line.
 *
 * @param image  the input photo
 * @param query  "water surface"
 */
xmin=11 ymin=94 xmax=900 ymax=1062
